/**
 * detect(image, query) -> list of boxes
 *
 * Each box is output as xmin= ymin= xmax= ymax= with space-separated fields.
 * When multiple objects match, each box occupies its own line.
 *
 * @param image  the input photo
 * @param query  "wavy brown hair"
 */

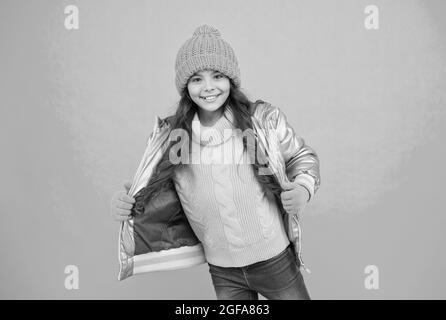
xmin=139 ymin=79 xmax=283 ymax=209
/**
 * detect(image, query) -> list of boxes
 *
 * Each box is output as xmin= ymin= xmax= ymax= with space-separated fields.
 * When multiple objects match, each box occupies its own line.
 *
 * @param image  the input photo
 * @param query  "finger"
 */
xmin=116 ymin=201 xmax=134 ymax=210
xmin=282 ymin=201 xmax=293 ymax=209
xmin=289 ymin=206 xmax=304 ymax=215
xmin=115 ymin=215 xmax=131 ymax=222
xmin=111 ymin=194 xmax=133 ymax=208
xmin=121 ymin=194 xmax=135 ymax=204
xmin=283 ymin=206 xmax=295 ymax=215
xmin=282 ymin=181 xmax=295 ymax=191
xmin=284 ymin=207 xmax=296 ymax=213
xmin=111 ymin=191 xmax=127 ymax=204
xmin=283 ymin=202 xmax=302 ymax=212
xmin=281 ymin=196 xmax=291 ymax=204
xmin=116 ymin=208 xmax=132 ymax=216
xmin=282 ymin=202 xmax=292 ymax=210
xmin=280 ymin=191 xmax=293 ymax=201
xmin=283 ymin=204 xmax=297 ymax=214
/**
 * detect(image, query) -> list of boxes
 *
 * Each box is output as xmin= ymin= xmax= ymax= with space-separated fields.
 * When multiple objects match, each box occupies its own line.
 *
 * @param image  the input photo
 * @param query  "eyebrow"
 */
xmin=191 ymin=70 xmax=221 ymax=77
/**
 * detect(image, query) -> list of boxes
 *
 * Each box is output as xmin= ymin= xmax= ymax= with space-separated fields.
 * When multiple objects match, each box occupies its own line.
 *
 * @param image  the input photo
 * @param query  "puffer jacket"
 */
xmin=118 ymin=100 xmax=320 ymax=281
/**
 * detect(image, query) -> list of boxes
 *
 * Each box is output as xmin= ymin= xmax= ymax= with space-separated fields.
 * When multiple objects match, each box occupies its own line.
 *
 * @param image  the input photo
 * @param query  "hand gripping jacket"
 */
xmin=118 ymin=100 xmax=321 ymax=280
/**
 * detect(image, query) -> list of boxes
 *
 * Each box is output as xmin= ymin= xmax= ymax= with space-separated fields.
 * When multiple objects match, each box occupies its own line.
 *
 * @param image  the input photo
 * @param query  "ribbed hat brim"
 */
xmin=175 ymin=54 xmax=241 ymax=94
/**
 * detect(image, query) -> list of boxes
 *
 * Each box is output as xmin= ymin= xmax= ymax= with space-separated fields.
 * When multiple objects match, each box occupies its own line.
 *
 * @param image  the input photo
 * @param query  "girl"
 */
xmin=112 ymin=25 xmax=320 ymax=300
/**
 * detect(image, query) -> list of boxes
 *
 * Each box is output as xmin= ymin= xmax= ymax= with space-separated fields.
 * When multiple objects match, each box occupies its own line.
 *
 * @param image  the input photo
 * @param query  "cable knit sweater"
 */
xmin=172 ymin=106 xmax=290 ymax=267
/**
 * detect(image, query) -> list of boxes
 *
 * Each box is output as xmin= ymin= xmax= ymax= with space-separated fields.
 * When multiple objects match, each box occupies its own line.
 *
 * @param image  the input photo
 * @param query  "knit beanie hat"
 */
xmin=174 ymin=25 xmax=241 ymax=95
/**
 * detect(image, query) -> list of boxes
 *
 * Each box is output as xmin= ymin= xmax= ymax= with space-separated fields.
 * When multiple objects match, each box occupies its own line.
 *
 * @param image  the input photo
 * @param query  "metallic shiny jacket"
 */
xmin=118 ymin=100 xmax=321 ymax=280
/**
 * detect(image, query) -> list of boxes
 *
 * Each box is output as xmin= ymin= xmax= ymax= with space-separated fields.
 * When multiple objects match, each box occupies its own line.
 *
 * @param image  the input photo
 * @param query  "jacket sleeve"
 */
xmin=273 ymin=106 xmax=321 ymax=201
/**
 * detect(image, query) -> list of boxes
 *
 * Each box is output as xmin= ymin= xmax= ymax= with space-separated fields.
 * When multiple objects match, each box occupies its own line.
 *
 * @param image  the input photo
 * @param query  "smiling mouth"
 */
xmin=200 ymin=94 xmax=221 ymax=102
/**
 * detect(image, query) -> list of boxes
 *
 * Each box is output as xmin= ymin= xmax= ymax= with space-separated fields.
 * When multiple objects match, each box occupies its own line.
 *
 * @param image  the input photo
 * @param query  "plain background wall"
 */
xmin=1 ymin=0 xmax=445 ymax=299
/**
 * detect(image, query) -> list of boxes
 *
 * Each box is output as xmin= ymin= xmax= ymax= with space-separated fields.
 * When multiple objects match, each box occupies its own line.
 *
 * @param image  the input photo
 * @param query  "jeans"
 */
xmin=207 ymin=244 xmax=311 ymax=300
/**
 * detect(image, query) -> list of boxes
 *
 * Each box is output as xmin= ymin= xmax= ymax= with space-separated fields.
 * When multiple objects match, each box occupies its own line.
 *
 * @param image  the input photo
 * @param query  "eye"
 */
xmin=214 ymin=74 xmax=224 ymax=79
xmin=190 ymin=77 xmax=201 ymax=83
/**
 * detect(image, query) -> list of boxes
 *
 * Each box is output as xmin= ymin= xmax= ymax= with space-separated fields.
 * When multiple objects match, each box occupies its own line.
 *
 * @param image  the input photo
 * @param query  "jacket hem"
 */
xmin=133 ymin=244 xmax=207 ymax=275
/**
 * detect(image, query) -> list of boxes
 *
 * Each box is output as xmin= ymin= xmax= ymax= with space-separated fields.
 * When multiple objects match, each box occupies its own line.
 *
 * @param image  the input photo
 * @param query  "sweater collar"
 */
xmin=191 ymin=105 xmax=235 ymax=146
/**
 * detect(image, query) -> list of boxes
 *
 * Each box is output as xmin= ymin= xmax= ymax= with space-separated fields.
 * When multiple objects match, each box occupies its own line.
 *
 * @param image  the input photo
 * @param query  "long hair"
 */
xmin=139 ymin=79 xmax=283 ymax=207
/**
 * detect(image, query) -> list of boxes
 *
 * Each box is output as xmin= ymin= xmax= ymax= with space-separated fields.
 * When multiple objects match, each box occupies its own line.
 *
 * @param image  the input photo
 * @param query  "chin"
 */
xmin=197 ymin=103 xmax=225 ymax=112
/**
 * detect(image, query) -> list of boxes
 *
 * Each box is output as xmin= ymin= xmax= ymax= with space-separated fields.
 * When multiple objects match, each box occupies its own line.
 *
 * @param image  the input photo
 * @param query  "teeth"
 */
xmin=201 ymin=95 xmax=219 ymax=101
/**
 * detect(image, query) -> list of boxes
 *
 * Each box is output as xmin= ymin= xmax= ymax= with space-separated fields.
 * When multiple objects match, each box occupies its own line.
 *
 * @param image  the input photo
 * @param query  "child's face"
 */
xmin=187 ymin=69 xmax=230 ymax=114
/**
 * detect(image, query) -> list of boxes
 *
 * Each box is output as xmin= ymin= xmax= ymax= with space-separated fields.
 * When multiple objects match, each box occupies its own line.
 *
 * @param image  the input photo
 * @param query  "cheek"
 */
xmin=187 ymin=85 xmax=200 ymax=98
xmin=219 ymin=81 xmax=231 ymax=95
xmin=222 ymin=87 xmax=231 ymax=99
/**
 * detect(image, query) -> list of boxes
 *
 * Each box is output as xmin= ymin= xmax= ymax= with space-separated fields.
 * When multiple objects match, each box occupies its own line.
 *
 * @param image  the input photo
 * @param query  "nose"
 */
xmin=203 ymin=77 xmax=215 ymax=92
